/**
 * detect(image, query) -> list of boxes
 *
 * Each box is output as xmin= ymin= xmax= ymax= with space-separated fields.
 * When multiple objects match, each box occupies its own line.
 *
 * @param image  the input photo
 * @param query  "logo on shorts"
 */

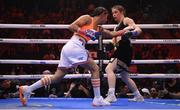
xmin=78 ymin=57 xmax=84 ymax=60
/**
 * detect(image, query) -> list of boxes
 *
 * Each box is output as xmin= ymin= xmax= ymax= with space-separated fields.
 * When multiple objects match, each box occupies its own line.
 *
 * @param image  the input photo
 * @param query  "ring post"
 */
xmin=98 ymin=34 xmax=104 ymax=78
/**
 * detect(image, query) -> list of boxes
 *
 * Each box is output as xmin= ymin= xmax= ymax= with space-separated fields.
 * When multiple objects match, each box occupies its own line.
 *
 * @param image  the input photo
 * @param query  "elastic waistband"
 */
xmin=117 ymin=59 xmax=128 ymax=70
xmin=71 ymin=35 xmax=87 ymax=46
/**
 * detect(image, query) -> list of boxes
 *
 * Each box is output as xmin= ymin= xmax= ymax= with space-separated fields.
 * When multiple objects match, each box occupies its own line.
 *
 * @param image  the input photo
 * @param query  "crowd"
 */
xmin=0 ymin=0 xmax=179 ymax=99
xmin=1 ymin=69 xmax=179 ymax=99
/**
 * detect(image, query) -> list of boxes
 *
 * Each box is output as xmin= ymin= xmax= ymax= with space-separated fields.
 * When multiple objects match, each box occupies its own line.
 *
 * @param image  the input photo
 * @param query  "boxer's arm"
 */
xmin=69 ymin=15 xmax=100 ymax=41
xmin=124 ymin=17 xmax=142 ymax=35
xmin=68 ymin=15 xmax=91 ymax=32
xmin=169 ymin=92 xmax=180 ymax=99
xmin=101 ymin=28 xmax=126 ymax=38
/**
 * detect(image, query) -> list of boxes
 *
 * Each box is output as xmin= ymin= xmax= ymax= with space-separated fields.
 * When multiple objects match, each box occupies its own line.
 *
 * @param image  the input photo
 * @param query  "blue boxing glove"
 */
xmin=122 ymin=31 xmax=138 ymax=40
xmin=78 ymin=28 xmax=101 ymax=41
xmin=84 ymin=29 xmax=101 ymax=41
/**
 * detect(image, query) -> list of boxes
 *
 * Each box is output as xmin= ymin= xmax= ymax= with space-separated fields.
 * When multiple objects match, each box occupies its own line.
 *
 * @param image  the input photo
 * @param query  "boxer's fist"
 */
xmin=105 ymin=42 xmax=115 ymax=51
xmin=122 ymin=31 xmax=138 ymax=40
xmin=78 ymin=28 xmax=100 ymax=41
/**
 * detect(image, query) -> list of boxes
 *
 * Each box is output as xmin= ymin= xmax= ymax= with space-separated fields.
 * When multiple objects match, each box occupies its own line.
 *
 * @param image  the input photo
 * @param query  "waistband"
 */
xmin=71 ymin=35 xmax=87 ymax=46
xmin=117 ymin=59 xmax=128 ymax=70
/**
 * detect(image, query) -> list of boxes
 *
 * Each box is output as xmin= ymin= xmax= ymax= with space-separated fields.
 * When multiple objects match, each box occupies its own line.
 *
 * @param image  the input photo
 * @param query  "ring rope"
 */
xmin=0 ymin=24 xmax=179 ymax=80
xmin=0 ymin=24 xmax=180 ymax=29
xmin=0 ymin=38 xmax=180 ymax=44
xmin=0 ymin=74 xmax=180 ymax=79
xmin=0 ymin=59 xmax=179 ymax=64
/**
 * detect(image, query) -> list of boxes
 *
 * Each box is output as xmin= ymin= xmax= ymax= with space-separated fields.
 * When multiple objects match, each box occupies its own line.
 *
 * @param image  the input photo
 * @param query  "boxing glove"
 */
xmin=78 ymin=28 xmax=101 ymax=41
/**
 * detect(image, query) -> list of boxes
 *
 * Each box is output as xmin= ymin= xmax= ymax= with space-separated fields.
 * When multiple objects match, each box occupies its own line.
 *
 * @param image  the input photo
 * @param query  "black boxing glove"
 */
xmin=122 ymin=31 xmax=138 ymax=40
xmin=105 ymin=42 xmax=115 ymax=51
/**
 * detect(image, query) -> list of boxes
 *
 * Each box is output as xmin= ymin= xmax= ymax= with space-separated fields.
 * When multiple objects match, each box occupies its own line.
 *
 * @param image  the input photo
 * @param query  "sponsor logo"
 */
xmin=131 ymin=60 xmax=135 ymax=64
xmin=162 ymin=39 xmax=178 ymax=43
xmin=30 ymin=61 xmax=46 ymax=64
xmin=129 ymin=74 xmax=138 ymax=77
xmin=30 ymin=75 xmax=42 ymax=79
xmin=173 ymin=60 xmax=180 ymax=63
xmin=29 ymin=39 xmax=43 ymax=43
xmin=31 ymin=24 xmax=46 ymax=28
xmin=163 ymin=24 xmax=179 ymax=28
xmin=78 ymin=57 xmax=84 ymax=60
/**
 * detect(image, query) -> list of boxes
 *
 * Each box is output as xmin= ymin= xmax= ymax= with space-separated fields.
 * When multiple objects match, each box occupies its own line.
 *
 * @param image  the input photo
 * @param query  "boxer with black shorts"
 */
xmin=103 ymin=5 xmax=144 ymax=102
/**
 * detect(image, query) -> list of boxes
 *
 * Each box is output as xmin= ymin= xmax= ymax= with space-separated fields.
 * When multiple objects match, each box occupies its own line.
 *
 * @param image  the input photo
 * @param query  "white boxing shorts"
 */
xmin=58 ymin=35 xmax=88 ymax=68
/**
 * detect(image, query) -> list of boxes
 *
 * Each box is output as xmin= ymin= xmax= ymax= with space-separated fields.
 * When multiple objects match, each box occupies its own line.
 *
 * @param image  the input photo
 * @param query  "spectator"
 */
xmin=150 ymin=88 xmax=158 ymax=99
xmin=141 ymin=88 xmax=151 ymax=98
xmin=65 ymin=67 xmax=90 ymax=98
xmin=0 ymin=80 xmax=19 ymax=98
xmin=65 ymin=81 xmax=90 ymax=98
xmin=116 ymin=85 xmax=130 ymax=98
xmin=159 ymin=78 xmax=180 ymax=99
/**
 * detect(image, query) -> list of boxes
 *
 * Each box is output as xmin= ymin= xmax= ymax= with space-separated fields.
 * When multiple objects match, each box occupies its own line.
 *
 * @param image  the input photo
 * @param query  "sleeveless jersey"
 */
xmin=112 ymin=20 xmax=133 ymax=66
xmin=75 ymin=17 xmax=96 ymax=42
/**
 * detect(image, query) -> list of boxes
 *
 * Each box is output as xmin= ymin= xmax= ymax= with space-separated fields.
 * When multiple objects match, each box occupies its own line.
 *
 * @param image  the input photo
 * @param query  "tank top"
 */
xmin=112 ymin=20 xmax=133 ymax=66
xmin=75 ymin=17 xmax=96 ymax=42
xmin=115 ymin=21 xmax=127 ymax=31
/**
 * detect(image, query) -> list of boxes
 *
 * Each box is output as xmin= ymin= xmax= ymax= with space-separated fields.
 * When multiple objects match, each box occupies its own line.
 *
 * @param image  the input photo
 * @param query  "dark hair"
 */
xmin=112 ymin=5 xmax=126 ymax=15
xmin=91 ymin=7 xmax=108 ymax=17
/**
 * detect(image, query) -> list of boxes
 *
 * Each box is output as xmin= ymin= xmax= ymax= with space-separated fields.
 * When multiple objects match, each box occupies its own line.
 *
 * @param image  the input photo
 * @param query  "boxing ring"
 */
xmin=0 ymin=23 xmax=180 ymax=110
xmin=0 ymin=98 xmax=180 ymax=110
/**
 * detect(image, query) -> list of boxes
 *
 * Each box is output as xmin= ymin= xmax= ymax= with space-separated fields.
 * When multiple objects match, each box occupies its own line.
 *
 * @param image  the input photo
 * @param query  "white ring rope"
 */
xmin=103 ymin=24 xmax=180 ymax=29
xmin=0 ymin=24 xmax=179 ymax=80
xmin=0 ymin=24 xmax=180 ymax=29
xmin=0 ymin=38 xmax=180 ymax=44
xmin=0 ymin=59 xmax=179 ymax=64
xmin=0 ymin=74 xmax=180 ymax=79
